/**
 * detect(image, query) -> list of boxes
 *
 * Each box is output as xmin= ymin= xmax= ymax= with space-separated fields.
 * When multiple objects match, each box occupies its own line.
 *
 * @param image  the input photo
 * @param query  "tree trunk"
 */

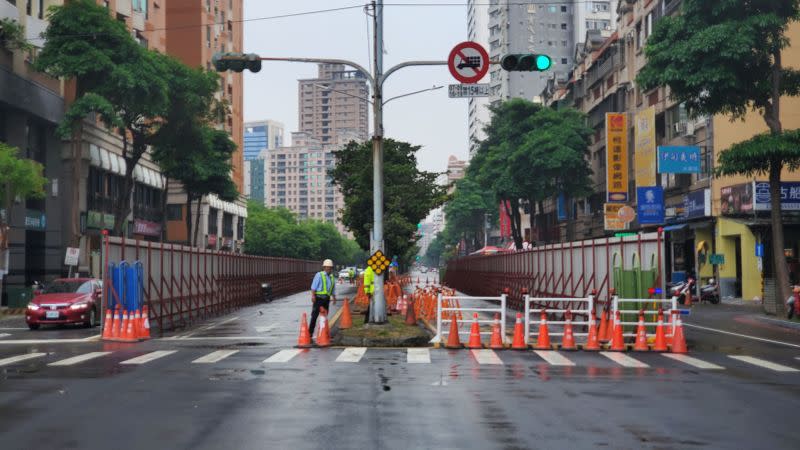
xmin=185 ymin=194 xmax=193 ymax=246
xmin=69 ymin=127 xmax=82 ymax=247
xmin=193 ymin=196 xmax=202 ymax=247
xmin=505 ymin=199 xmax=523 ymax=250
xmin=160 ymin=178 xmax=169 ymax=243
xmin=112 ymin=134 xmax=145 ymax=237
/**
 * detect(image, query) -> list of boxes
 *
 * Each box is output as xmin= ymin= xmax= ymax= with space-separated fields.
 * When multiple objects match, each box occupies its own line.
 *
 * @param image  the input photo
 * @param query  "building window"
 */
xmin=561 ymin=23 xmax=567 ymax=30
xmin=208 ymin=208 xmax=218 ymax=235
xmin=561 ymin=58 xmax=568 ymax=65
xmin=167 ymin=204 xmax=183 ymax=221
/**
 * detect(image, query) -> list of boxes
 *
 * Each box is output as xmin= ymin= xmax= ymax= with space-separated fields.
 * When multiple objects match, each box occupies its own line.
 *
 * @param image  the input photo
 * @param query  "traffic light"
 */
xmin=211 ymin=52 xmax=262 ymax=73
xmin=500 ymin=54 xmax=552 ymax=71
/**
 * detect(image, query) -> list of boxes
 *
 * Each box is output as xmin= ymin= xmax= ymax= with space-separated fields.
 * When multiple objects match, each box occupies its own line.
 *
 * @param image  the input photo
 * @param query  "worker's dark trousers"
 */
xmin=309 ymin=296 xmax=330 ymax=336
xmin=364 ymin=294 xmax=373 ymax=324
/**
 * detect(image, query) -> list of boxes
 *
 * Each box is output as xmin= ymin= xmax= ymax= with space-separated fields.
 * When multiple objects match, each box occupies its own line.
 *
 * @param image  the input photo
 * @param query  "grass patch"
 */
xmin=338 ymin=313 xmax=429 ymax=340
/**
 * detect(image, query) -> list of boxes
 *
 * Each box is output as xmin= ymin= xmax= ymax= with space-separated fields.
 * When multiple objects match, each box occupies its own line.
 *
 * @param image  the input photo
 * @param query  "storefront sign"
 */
xmin=208 ymin=234 xmax=217 ymax=247
xmin=87 ymin=210 xmax=115 ymax=229
xmin=635 ymin=106 xmax=657 ymax=187
xmin=133 ymin=219 xmax=161 ymax=237
xmin=684 ymin=188 xmax=711 ymax=219
xmin=606 ymin=113 xmax=629 ymax=202
xmin=499 ymin=201 xmax=512 ymax=238
xmin=604 ymin=203 xmax=628 ymax=230
xmin=720 ymin=183 xmax=754 ymax=215
xmin=64 ymin=248 xmax=80 ymax=266
xmin=753 ymin=181 xmax=800 ymax=211
xmin=755 ymin=243 xmax=764 ymax=257
xmin=24 ymin=210 xmax=46 ymax=231
xmin=636 ymin=186 xmax=664 ymax=225
xmin=221 ymin=237 xmax=233 ymax=248
xmin=709 ymin=254 xmax=725 ymax=265
xmin=657 ymin=146 xmax=701 ymax=173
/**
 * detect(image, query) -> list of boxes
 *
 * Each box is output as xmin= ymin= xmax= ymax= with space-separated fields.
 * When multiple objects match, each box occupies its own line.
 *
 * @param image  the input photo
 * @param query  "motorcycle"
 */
xmin=668 ymin=277 xmax=695 ymax=305
xmin=261 ymin=282 xmax=273 ymax=303
xmin=699 ymin=278 xmax=720 ymax=304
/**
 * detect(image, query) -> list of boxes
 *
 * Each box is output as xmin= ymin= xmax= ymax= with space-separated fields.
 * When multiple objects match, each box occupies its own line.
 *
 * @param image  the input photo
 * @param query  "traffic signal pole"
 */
xmin=221 ymin=0 xmax=446 ymax=323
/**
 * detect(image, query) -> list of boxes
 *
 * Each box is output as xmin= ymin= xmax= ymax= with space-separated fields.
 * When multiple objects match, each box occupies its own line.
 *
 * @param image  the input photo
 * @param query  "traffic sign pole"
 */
xmin=371 ymin=0 xmax=386 ymax=323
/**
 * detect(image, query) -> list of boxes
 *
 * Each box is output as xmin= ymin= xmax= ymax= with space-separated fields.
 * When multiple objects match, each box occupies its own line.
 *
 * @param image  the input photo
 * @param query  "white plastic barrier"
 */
xmin=523 ymin=295 xmax=594 ymax=344
xmin=611 ymin=296 xmax=678 ymax=338
xmin=430 ymin=293 xmax=507 ymax=344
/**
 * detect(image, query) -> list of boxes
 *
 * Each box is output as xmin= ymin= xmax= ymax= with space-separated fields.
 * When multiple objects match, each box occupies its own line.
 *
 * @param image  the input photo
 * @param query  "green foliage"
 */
xmin=637 ymin=0 xmax=800 ymax=120
xmin=330 ymin=139 xmax=448 ymax=267
xmin=0 ymin=143 xmax=47 ymax=233
xmin=443 ymin=176 xmax=495 ymax=243
xmin=715 ymin=129 xmax=800 ymax=177
xmin=0 ymin=18 xmax=34 ymax=52
xmin=244 ymin=202 xmax=365 ymax=264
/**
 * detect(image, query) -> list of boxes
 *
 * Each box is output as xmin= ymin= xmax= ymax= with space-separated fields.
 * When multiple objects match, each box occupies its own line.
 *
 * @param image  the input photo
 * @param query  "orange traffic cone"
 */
xmin=685 ymin=287 xmax=693 ymax=307
xmin=633 ymin=310 xmax=649 ymax=351
xmin=131 ymin=309 xmax=142 ymax=340
xmin=101 ymin=308 xmax=114 ymax=340
xmin=109 ymin=308 xmax=123 ymax=341
xmin=609 ymin=311 xmax=626 ymax=351
xmin=652 ymin=309 xmax=668 ymax=352
xmin=296 ymin=312 xmax=312 ymax=348
xmin=670 ymin=311 xmax=688 ymax=354
xmin=584 ymin=312 xmax=601 ymax=351
xmin=119 ymin=311 xmax=137 ymax=343
xmin=339 ymin=298 xmax=353 ymax=329
xmin=598 ymin=308 xmax=610 ymax=342
xmin=140 ymin=305 xmax=151 ymax=340
xmin=561 ymin=310 xmax=576 ymax=351
xmin=511 ymin=312 xmax=527 ymax=350
xmin=489 ymin=313 xmax=504 ymax=349
xmin=534 ymin=310 xmax=551 ymax=350
xmin=467 ymin=313 xmax=483 ymax=349
xmin=316 ymin=308 xmax=331 ymax=347
xmin=445 ymin=316 xmax=462 ymax=349
xmin=405 ymin=298 xmax=417 ymax=325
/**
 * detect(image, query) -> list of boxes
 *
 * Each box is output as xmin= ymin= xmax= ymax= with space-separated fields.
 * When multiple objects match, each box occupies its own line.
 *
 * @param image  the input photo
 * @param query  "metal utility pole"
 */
xmin=370 ymin=0 xmax=386 ymax=323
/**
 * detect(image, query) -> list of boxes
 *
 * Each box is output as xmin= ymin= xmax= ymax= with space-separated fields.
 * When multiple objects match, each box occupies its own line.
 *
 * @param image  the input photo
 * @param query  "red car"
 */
xmin=26 ymin=278 xmax=103 ymax=330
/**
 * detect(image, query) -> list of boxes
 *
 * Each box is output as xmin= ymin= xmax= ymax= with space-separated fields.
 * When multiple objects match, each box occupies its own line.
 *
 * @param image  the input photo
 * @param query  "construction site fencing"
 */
xmin=444 ymin=231 xmax=664 ymax=310
xmin=612 ymin=296 xmax=678 ymax=339
xmin=523 ymin=295 xmax=594 ymax=343
xmin=102 ymin=235 xmax=318 ymax=334
xmin=430 ymin=292 xmax=507 ymax=345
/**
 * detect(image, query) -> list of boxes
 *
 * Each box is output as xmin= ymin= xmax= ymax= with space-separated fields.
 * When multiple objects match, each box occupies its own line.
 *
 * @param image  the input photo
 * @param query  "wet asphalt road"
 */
xmin=1 ymin=274 xmax=800 ymax=450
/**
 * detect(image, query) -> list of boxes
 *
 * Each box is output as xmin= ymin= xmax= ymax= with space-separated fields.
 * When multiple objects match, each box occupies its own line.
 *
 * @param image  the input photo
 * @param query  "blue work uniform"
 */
xmin=309 ymin=271 xmax=335 ymax=335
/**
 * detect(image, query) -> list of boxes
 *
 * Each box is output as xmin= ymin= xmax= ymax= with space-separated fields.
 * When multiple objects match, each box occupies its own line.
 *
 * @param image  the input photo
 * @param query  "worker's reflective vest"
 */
xmin=363 ymin=267 xmax=375 ymax=294
xmin=315 ymin=272 xmax=332 ymax=296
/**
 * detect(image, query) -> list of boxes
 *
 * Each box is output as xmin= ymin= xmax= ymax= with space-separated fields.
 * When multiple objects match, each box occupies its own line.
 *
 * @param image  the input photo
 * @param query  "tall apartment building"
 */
xmin=446 ymin=155 xmax=467 ymax=187
xmin=264 ymin=132 xmax=346 ymax=234
xmin=573 ymin=1 xmax=618 ymax=50
xmin=467 ymin=0 xmax=491 ymax=156
xmin=298 ymin=64 xmax=369 ymax=144
xmin=165 ymin=0 xmax=247 ymax=251
xmin=243 ymin=120 xmax=284 ymax=202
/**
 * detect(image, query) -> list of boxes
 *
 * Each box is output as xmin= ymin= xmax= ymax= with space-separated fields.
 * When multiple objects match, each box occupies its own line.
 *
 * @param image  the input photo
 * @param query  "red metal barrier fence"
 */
xmin=443 ymin=231 xmax=664 ymax=311
xmin=103 ymin=235 xmax=318 ymax=334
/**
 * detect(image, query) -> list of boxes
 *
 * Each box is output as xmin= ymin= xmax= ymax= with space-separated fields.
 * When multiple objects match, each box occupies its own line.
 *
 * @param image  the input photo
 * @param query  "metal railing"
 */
xmin=523 ymin=295 xmax=594 ymax=343
xmin=431 ymin=293 xmax=507 ymax=345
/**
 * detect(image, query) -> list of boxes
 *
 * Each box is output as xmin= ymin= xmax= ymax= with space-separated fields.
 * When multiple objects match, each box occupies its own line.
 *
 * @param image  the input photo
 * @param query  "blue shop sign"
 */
xmin=684 ymin=189 xmax=710 ymax=219
xmin=657 ymin=146 xmax=701 ymax=173
xmin=24 ymin=210 xmax=46 ymax=231
xmin=556 ymin=193 xmax=567 ymax=221
xmin=754 ymin=181 xmax=800 ymax=211
xmin=637 ymin=186 xmax=664 ymax=225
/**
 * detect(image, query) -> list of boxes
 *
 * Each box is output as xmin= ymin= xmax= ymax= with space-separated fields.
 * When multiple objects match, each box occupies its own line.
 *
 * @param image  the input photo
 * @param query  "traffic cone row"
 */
xmin=101 ymin=305 xmax=150 ymax=342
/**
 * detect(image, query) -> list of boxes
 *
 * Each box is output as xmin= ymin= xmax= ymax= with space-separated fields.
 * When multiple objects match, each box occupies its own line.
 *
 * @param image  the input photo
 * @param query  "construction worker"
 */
xmin=349 ymin=267 xmax=355 ymax=285
xmin=363 ymin=265 xmax=375 ymax=324
xmin=309 ymin=259 xmax=337 ymax=337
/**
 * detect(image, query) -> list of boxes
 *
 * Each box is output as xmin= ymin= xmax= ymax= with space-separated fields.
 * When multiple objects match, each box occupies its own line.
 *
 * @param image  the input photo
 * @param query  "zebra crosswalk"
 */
xmin=1 ymin=347 xmax=799 ymax=375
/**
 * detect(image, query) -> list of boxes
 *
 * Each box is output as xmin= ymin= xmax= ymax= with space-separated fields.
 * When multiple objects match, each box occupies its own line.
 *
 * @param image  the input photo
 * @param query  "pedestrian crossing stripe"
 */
xmin=120 ymin=350 xmax=177 ymax=365
xmin=663 ymin=354 xmax=724 ymax=370
xmin=407 ymin=348 xmax=430 ymax=363
xmin=728 ymin=355 xmax=800 ymax=373
xmin=600 ymin=351 xmax=650 ymax=368
xmin=336 ymin=347 xmax=367 ymax=363
xmin=471 ymin=349 xmax=503 ymax=365
xmin=192 ymin=350 xmax=239 ymax=364
xmin=49 ymin=352 xmax=112 ymax=367
xmin=0 ymin=352 xmax=46 ymax=366
xmin=263 ymin=349 xmax=303 ymax=363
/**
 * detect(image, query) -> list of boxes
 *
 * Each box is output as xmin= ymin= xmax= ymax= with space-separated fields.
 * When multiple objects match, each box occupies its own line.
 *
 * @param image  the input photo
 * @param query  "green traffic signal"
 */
xmin=211 ymin=52 xmax=262 ymax=73
xmin=500 ymin=53 xmax=552 ymax=72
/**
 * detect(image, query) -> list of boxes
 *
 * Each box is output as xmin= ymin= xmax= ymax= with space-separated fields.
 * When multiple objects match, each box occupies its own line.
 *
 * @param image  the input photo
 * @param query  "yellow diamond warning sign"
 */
xmin=367 ymin=250 xmax=390 ymax=275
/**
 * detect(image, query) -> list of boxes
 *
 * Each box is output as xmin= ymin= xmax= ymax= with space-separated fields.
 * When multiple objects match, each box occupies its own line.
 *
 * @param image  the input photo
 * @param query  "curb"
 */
xmin=753 ymin=314 xmax=800 ymax=331
xmin=0 ymin=308 xmax=25 ymax=316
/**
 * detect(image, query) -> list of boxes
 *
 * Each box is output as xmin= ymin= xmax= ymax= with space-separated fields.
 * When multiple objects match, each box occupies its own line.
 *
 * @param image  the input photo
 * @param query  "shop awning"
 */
xmin=663 ymin=224 xmax=688 ymax=231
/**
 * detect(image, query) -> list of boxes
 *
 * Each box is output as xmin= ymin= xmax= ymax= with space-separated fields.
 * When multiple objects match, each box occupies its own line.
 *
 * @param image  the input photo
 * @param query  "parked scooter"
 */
xmin=699 ymin=278 xmax=720 ymax=304
xmin=261 ymin=282 xmax=273 ymax=303
xmin=668 ymin=277 xmax=695 ymax=305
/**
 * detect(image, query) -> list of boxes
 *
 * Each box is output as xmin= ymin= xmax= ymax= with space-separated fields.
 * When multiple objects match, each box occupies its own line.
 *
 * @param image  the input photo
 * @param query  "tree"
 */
xmin=637 ymin=0 xmax=800 ymax=313
xmin=331 ymin=139 xmax=448 ymax=268
xmin=443 ymin=177 xmax=495 ymax=253
xmin=0 ymin=143 xmax=47 ymax=299
xmin=36 ymin=0 xmax=143 ymax=244
xmin=0 ymin=18 xmax=34 ymax=52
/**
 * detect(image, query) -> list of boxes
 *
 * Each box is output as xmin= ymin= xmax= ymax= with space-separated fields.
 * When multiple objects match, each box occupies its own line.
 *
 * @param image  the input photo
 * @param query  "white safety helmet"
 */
xmin=322 ymin=259 xmax=334 ymax=267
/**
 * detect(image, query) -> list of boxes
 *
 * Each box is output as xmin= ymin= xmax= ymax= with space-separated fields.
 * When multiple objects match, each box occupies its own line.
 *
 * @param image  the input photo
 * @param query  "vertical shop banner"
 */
xmin=604 ymin=203 xmax=628 ymax=230
xmin=635 ymin=106 xmax=656 ymax=187
xmin=636 ymin=186 xmax=664 ymax=225
xmin=606 ymin=113 xmax=629 ymax=202
xmin=498 ymin=201 xmax=512 ymax=238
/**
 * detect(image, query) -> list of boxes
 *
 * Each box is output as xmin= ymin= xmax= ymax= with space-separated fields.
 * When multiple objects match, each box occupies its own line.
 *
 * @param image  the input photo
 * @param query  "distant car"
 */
xmin=338 ymin=268 xmax=353 ymax=279
xmin=419 ymin=266 xmax=428 ymax=273
xmin=25 ymin=278 xmax=102 ymax=330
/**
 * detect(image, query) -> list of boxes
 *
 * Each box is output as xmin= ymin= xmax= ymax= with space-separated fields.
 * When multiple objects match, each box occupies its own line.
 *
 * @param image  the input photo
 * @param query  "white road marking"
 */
xmin=159 ymin=336 xmax=270 ymax=341
xmin=263 ymin=349 xmax=303 ymax=364
xmin=82 ymin=334 xmax=102 ymax=341
xmin=600 ymin=351 xmax=650 ymax=368
xmin=0 ymin=333 xmax=10 ymax=339
xmin=663 ymin=354 xmax=724 ymax=370
xmin=534 ymin=350 xmax=576 ymax=366
xmin=192 ymin=350 xmax=239 ymax=364
xmin=0 ymin=352 xmax=47 ymax=366
xmin=407 ymin=348 xmax=431 ymax=364
xmin=255 ymin=324 xmax=278 ymax=333
xmin=728 ymin=355 xmax=800 ymax=373
xmin=683 ymin=323 xmax=800 ymax=349
xmin=471 ymin=349 xmax=503 ymax=365
xmin=0 ymin=328 xmax=29 ymax=330
xmin=120 ymin=350 xmax=177 ymax=365
xmin=49 ymin=352 xmax=112 ymax=366
xmin=0 ymin=338 xmax=100 ymax=345
xmin=178 ymin=316 xmax=239 ymax=339
xmin=336 ymin=347 xmax=367 ymax=363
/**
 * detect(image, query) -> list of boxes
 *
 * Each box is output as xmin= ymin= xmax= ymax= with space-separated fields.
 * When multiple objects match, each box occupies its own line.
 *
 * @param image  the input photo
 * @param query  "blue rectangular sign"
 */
xmin=755 ymin=243 xmax=764 ymax=257
xmin=754 ymin=181 xmax=800 ymax=211
xmin=637 ymin=186 xmax=664 ymax=225
xmin=657 ymin=146 xmax=701 ymax=173
xmin=556 ymin=193 xmax=566 ymax=221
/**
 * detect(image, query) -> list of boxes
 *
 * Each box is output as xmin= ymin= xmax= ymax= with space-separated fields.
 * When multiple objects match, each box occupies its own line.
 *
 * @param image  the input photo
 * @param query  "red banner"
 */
xmin=499 ymin=201 xmax=512 ymax=238
xmin=133 ymin=219 xmax=162 ymax=237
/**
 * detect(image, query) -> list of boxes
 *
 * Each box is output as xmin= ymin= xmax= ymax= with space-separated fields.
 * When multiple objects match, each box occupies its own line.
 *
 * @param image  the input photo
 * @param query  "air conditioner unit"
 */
xmin=685 ymin=122 xmax=696 ymax=136
xmin=673 ymin=121 xmax=687 ymax=135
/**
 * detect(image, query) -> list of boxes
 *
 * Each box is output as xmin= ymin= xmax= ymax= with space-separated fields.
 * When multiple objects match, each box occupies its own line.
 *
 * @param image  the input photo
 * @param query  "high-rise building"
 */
xmin=298 ymin=64 xmax=369 ymax=144
xmin=488 ymin=1 xmax=577 ymax=105
xmin=243 ymin=120 xmax=284 ymax=201
xmin=573 ymin=1 xmax=618 ymax=50
xmin=447 ymin=155 xmax=467 ymax=187
xmin=467 ymin=0 xmax=491 ymax=156
xmin=264 ymin=132 xmax=346 ymax=234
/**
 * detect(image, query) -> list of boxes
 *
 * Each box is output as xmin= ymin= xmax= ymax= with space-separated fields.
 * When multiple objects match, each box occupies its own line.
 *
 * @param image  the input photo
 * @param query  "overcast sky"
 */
xmin=243 ymin=1 xmax=471 ymax=173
